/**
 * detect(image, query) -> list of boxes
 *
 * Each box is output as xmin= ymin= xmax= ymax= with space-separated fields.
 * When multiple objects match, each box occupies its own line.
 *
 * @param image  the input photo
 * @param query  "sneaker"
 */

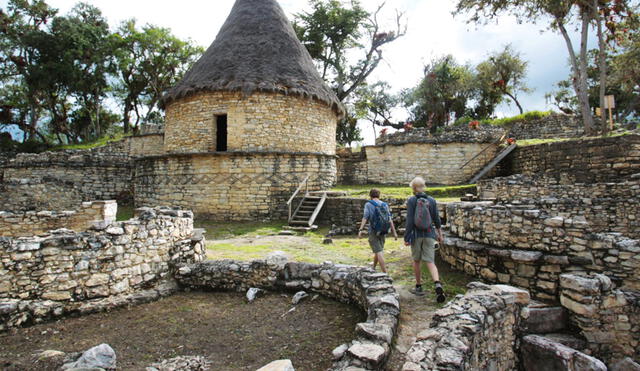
xmin=409 ymin=286 xmax=425 ymax=296
xmin=435 ymin=285 xmax=446 ymax=303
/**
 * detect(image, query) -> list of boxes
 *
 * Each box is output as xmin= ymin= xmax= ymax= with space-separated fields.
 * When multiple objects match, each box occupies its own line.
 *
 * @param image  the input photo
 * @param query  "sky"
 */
xmin=0 ymin=0 xmax=593 ymax=145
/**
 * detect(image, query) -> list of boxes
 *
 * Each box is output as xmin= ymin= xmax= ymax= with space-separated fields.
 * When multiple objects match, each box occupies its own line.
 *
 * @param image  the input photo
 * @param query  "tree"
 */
xmin=354 ymin=81 xmax=402 ymax=138
xmin=113 ymin=20 xmax=203 ymax=133
xmin=453 ymin=0 xmax=632 ymax=134
xmin=293 ymin=0 xmax=406 ymax=145
xmin=0 ymin=0 xmax=57 ymax=143
xmin=475 ymin=44 xmax=530 ymax=115
xmin=403 ymin=55 xmax=475 ymax=131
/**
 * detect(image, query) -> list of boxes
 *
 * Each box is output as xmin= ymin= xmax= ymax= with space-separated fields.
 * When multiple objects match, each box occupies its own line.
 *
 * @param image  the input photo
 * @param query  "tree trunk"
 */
xmin=558 ymin=17 xmax=594 ymax=135
xmin=505 ymin=92 xmax=524 ymax=114
xmin=594 ymin=1 xmax=608 ymax=133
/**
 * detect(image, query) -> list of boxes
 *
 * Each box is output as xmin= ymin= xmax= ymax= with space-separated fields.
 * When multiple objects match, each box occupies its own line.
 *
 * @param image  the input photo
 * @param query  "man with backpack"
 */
xmin=358 ymin=188 xmax=398 ymax=274
xmin=404 ymin=177 xmax=446 ymax=303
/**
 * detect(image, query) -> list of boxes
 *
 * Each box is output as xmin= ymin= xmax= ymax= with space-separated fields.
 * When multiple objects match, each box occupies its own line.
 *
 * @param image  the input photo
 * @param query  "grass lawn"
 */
xmin=331 ymin=184 xmax=476 ymax=201
xmin=201 ymin=221 xmax=472 ymax=300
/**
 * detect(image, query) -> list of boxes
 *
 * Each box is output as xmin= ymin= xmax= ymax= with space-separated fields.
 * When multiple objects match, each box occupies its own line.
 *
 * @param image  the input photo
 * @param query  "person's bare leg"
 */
xmin=426 ymin=262 xmax=440 ymax=282
xmin=372 ymin=254 xmax=378 ymax=270
xmin=376 ymin=252 xmax=387 ymax=273
xmin=413 ymin=261 xmax=422 ymax=285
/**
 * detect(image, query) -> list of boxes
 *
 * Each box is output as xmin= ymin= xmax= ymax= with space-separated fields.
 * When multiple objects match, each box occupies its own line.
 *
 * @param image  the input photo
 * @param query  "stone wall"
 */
xmin=375 ymin=126 xmax=503 ymax=146
xmin=335 ymin=148 xmax=367 ymax=185
xmin=402 ymin=283 xmax=530 ymax=371
xmin=498 ymin=134 xmax=640 ymax=182
xmin=134 ymin=152 xmax=336 ymax=220
xmin=174 ymin=257 xmax=400 ymax=370
xmin=478 ymin=174 xmax=640 ymax=238
xmin=443 ymin=202 xmax=640 ymax=299
xmin=559 ymin=273 xmax=640 ymax=365
xmin=0 ymin=200 xmax=117 ymax=238
xmin=508 ymin=113 xmax=584 ymax=140
xmin=363 ymin=142 xmax=499 ymax=185
xmin=163 ymin=91 xmax=337 ymax=155
xmin=0 ymin=177 xmax=85 ymax=212
xmin=0 ymin=207 xmax=206 ymax=330
xmin=2 ymin=150 xmax=133 ymax=203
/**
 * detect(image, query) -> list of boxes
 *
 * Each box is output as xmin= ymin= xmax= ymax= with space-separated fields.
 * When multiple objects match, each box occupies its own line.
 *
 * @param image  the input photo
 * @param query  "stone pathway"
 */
xmin=385 ymin=285 xmax=440 ymax=370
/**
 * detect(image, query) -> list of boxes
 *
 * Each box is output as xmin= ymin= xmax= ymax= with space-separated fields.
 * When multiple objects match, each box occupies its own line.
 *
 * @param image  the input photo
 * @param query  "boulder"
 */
xmin=61 ymin=344 xmax=116 ymax=370
xmin=256 ymin=359 xmax=295 ymax=371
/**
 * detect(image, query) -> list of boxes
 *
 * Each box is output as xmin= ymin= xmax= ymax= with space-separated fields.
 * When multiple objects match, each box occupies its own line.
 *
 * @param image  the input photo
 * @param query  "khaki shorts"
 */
xmin=368 ymin=234 xmax=385 ymax=254
xmin=412 ymin=237 xmax=436 ymax=262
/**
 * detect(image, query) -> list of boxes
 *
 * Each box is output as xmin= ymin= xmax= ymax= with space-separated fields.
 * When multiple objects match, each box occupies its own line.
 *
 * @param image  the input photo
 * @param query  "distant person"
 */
xmin=404 ymin=177 xmax=446 ymax=303
xmin=358 ymin=188 xmax=398 ymax=273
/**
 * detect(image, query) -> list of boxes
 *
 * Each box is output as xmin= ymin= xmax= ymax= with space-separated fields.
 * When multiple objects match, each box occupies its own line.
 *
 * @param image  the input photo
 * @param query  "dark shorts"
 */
xmin=368 ymin=234 xmax=385 ymax=254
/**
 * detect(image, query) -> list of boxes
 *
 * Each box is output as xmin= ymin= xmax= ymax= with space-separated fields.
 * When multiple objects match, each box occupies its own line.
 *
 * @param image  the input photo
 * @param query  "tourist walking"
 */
xmin=358 ymin=188 xmax=397 ymax=273
xmin=404 ymin=177 xmax=446 ymax=303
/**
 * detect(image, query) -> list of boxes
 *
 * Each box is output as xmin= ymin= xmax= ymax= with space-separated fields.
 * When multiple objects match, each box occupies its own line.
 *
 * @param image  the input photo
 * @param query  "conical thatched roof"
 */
xmin=163 ymin=0 xmax=343 ymax=116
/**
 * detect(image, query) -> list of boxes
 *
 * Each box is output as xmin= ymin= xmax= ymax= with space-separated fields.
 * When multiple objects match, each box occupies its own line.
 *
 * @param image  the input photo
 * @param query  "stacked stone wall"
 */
xmin=499 ymin=134 xmax=640 ymax=181
xmin=0 ymin=177 xmax=84 ymax=212
xmin=559 ymin=273 xmax=639 ymax=365
xmin=335 ymin=148 xmax=367 ymax=185
xmin=507 ymin=113 xmax=584 ymax=139
xmin=363 ymin=142 xmax=499 ymax=185
xmin=163 ymin=91 xmax=337 ymax=155
xmin=0 ymin=207 xmax=206 ymax=331
xmin=0 ymin=200 xmax=117 ymax=237
xmin=478 ymin=175 xmax=640 ymax=238
xmin=2 ymin=150 xmax=133 ymax=202
xmin=443 ymin=202 xmax=640 ymax=300
xmin=134 ymin=152 xmax=336 ymax=220
xmin=402 ymin=283 xmax=530 ymax=371
xmin=175 ymin=257 xmax=399 ymax=370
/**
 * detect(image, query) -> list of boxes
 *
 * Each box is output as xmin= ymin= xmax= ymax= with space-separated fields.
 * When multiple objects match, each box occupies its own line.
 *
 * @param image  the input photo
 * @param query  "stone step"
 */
xmin=523 ymin=305 xmax=568 ymax=334
xmin=542 ymin=333 xmax=587 ymax=352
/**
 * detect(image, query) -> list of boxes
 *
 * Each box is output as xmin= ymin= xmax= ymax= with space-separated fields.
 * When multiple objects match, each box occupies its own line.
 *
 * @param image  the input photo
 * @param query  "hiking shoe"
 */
xmin=410 ymin=286 xmax=425 ymax=296
xmin=435 ymin=285 xmax=446 ymax=303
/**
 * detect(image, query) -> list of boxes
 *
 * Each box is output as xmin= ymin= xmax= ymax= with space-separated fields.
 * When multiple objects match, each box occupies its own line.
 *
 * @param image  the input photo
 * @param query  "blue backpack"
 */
xmin=368 ymin=200 xmax=391 ymax=235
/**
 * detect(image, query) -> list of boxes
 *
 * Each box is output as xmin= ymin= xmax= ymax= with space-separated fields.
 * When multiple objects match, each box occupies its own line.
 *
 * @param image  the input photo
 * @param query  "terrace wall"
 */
xmin=0 ymin=200 xmax=117 ymax=238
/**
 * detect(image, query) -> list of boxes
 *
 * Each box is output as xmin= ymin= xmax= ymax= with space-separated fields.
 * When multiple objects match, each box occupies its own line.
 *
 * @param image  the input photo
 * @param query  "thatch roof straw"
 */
xmin=162 ymin=0 xmax=344 ymax=116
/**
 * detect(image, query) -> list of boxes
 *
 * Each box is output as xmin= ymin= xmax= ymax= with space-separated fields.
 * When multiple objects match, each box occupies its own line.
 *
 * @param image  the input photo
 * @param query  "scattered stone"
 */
xmin=278 ymin=230 xmax=294 ymax=236
xmin=291 ymin=291 xmax=309 ymax=305
xmin=256 ymin=359 xmax=295 ymax=371
xmin=246 ymin=288 xmax=264 ymax=303
xmin=37 ymin=350 xmax=66 ymax=360
xmin=322 ymin=238 xmax=333 ymax=244
xmin=146 ymin=355 xmax=211 ymax=371
xmin=61 ymin=344 xmax=116 ymax=370
xmin=266 ymin=251 xmax=288 ymax=268
xmin=347 ymin=342 xmax=386 ymax=365
xmin=332 ymin=344 xmax=349 ymax=360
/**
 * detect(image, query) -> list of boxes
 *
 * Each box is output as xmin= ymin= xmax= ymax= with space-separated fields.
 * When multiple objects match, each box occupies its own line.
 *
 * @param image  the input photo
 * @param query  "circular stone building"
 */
xmin=134 ymin=0 xmax=342 ymax=221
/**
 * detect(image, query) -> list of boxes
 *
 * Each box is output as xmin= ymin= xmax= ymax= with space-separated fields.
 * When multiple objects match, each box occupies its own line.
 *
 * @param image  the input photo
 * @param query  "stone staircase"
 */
xmin=468 ymin=143 xmax=517 ymax=184
xmin=288 ymin=192 xmax=327 ymax=228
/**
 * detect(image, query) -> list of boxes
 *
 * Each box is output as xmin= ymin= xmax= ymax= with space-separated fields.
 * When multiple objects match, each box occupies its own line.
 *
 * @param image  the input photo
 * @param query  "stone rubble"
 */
xmin=146 ymin=355 xmax=211 ymax=371
xmin=60 ymin=343 xmax=117 ymax=370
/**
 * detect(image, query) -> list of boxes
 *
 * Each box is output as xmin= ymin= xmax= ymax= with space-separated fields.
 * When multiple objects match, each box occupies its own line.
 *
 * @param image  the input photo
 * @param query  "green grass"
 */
xmin=194 ymin=220 xmax=287 ymax=241
xmin=52 ymin=133 xmax=130 ymax=151
xmin=453 ymin=111 xmax=553 ymax=127
xmin=517 ymin=130 xmax=637 ymax=147
xmin=202 ymin=221 xmax=473 ymax=298
xmin=116 ymin=204 xmax=135 ymax=221
xmin=331 ymin=184 xmax=476 ymax=200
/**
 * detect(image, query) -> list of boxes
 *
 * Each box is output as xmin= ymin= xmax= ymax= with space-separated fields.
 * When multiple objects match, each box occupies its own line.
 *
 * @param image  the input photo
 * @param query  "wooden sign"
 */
xmin=604 ymin=95 xmax=615 ymax=109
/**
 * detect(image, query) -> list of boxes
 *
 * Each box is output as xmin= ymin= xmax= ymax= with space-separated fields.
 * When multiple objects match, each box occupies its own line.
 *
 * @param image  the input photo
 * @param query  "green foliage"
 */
xmin=293 ymin=0 xmax=406 ymax=145
xmin=403 ymin=55 xmax=475 ymax=132
xmin=0 ymin=0 xmax=203 ymax=148
xmin=453 ymin=110 xmax=552 ymax=127
xmin=112 ymin=20 xmax=203 ymax=133
xmin=331 ymin=184 xmax=477 ymax=199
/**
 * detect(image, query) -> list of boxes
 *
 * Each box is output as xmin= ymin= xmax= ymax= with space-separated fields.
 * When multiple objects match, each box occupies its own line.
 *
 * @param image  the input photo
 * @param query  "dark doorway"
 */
xmin=216 ymin=115 xmax=228 ymax=152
